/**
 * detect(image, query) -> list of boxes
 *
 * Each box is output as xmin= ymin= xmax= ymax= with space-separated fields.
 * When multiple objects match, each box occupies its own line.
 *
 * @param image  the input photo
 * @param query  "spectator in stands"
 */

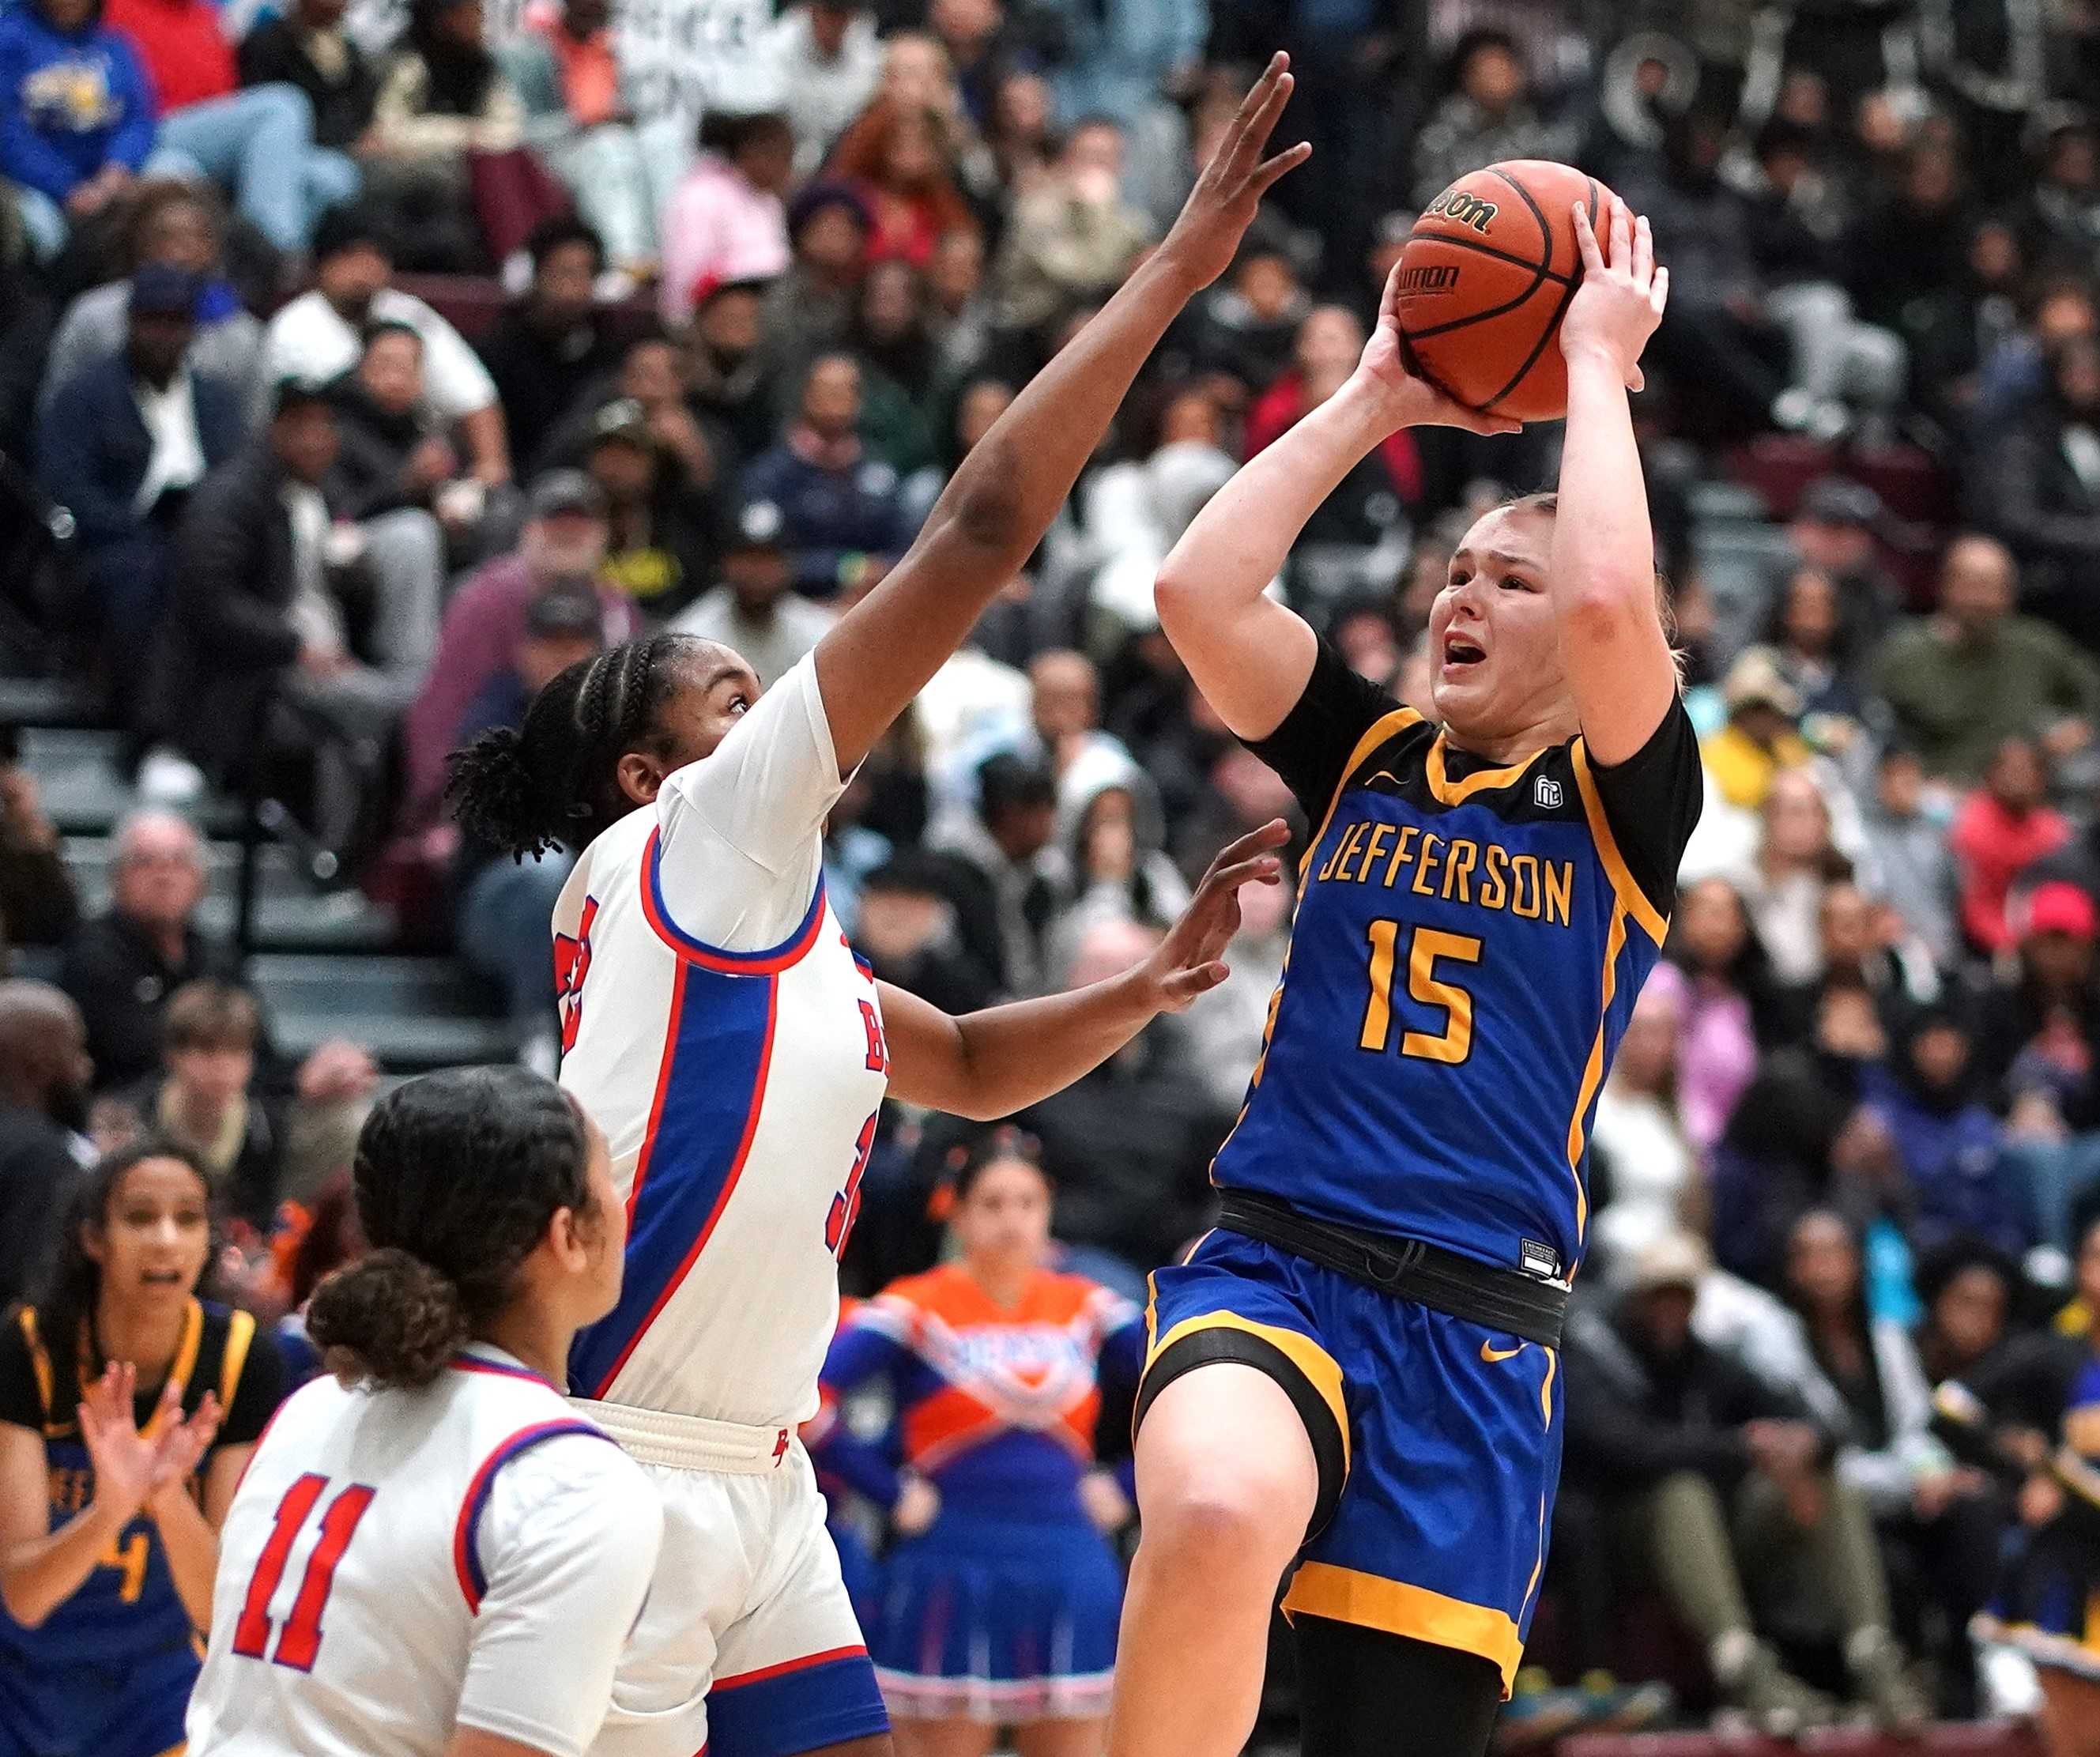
xmin=826 ymin=96 xmax=973 ymax=269
xmin=35 ymin=264 xmax=246 ymax=691
xmin=1589 ymin=965 xmax=1698 ymax=1276
xmin=850 ymin=849 xmax=996 ymax=1016
xmin=769 ymin=0 xmax=882 ymax=179
xmin=325 ymin=319 xmax=498 ymax=564
xmin=1021 ymin=917 xmax=1231 ymax=1273
xmin=840 ymin=258 xmax=937 ymax=473
xmin=575 ymin=394 xmax=714 ymax=617
xmin=1763 ymin=880 xmax=1940 ymax=1052
xmin=658 ymin=107 xmax=794 ymax=329
xmin=760 ymin=181 xmax=870 ymax=397
xmin=402 ymin=467 xmax=637 ymax=824
xmin=924 ymin=220 xmax=990 ymax=382
xmin=1183 ymin=230 xmax=1306 ymax=402
xmin=1951 ymin=735 xmax=2071 ymax=956
xmin=0 ymin=220 xmax=51 ymax=455
xmin=1913 ymin=1239 xmax=2018 ymax=1389
xmin=450 ymin=583 xmax=601 ymax=1070
xmin=1051 ymin=768 xmax=1190 ymax=975
xmin=743 ymin=351 xmax=909 ymax=598
xmin=1871 ymin=533 xmax=2100 ymax=784
xmin=0 ymin=0 xmax=157 ymax=258
xmin=1977 ymin=881 xmax=2100 ymax=1252
xmin=0 ymin=747 xmax=77 ymax=961
xmin=258 ymin=205 xmax=511 ymax=488
xmin=104 ymin=0 xmax=358 ymax=255
xmin=41 ymin=181 xmax=261 ymax=416
xmin=1665 ymin=876 xmax=1770 ymax=1158
xmin=235 ymin=0 xmax=379 ymax=157
xmin=148 ymin=381 xmax=444 ymax=842
xmin=1867 ymin=1005 xmax=2034 ymax=1260
xmin=672 ymin=497 xmax=834 ymax=687
xmin=1859 ymin=743 xmax=1960 ymax=967
xmin=1563 ymin=1231 xmax=1925 ymax=1733
xmin=474 ymin=216 xmax=623 ymax=470
xmin=501 ymin=0 xmax=685 ymax=278
xmin=1728 ymin=767 xmax=1846 ymax=987
xmin=361 ymin=0 xmax=524 ymax=271
xmin=1700 ymin=647 xmax=1815 ymax=816
xmin=926 ymin=751 xmax=1063 ymax=996
xmin=899 ymin=372 xmax=1008 ymax=530
xmin=1410 ymin=28 xmax=1578 ymax=210
xmin=993 ymin=114 xmax=1153 ymax=332
xmin=1763 ymin=564 xmax=1870 ymax=723
xmin=684 ymin=278 xmax=779 ymax=468
xmin=0 ymin=979 xmax=89 ymax=1306
xmin=1785 ymin=476 xmax=1902 ymax=647
xmin=117 ymin=978 xmax=288 ymax=1231
xmin=1763 ymin=1209 xmax=2002 ymax=1714
xmin=1178 ymin=855 xmax=1288 ymax=1111
xmin=1977 ymin=331 xmax=2100 ymax=650
xmin=55 ymin=808 xmax=376 ymax=1110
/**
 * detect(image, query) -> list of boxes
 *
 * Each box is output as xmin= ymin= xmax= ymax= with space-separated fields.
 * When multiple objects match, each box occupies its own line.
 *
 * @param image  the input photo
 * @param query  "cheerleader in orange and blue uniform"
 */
xmin=807 ymin=1130 xmax=1144 ymax=1757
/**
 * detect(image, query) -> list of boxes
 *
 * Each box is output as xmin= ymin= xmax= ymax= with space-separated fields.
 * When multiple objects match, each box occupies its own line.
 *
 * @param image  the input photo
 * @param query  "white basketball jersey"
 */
xmin=187 ymin=1348 xmax=662 ymax=1757
xmin=556 ymin=655 xmax=891 ymax=1430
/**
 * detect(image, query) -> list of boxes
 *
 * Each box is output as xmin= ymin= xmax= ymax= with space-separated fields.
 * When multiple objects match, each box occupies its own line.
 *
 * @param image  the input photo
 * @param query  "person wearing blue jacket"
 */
xmin=0 ymin=0 xmax=156 ymax=256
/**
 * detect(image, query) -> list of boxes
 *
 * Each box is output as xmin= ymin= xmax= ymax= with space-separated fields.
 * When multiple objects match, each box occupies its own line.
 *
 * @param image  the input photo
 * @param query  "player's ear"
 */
xmin=546 ymin=1204 xmax=590 ymax=1274
xmin=614 ymin=749 xmax=665 ymax=806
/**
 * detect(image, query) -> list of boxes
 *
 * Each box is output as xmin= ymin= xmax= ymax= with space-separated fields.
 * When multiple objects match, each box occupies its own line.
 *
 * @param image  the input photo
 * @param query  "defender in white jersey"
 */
xmin=446 ymin=55 xmax=1311 ymax=1757
xmin=189 ymin=1068 xmax=662 ymax=1757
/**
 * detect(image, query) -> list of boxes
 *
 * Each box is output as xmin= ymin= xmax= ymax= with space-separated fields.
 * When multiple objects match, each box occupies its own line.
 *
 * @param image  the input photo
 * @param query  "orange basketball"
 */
xmin=1396 ymin=160 xmax=1612 ymax=422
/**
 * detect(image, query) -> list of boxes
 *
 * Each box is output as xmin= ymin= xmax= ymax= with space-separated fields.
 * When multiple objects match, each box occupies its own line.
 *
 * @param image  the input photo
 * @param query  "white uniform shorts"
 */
xmin=582 ymin=1402 xmax=889 ymax=1757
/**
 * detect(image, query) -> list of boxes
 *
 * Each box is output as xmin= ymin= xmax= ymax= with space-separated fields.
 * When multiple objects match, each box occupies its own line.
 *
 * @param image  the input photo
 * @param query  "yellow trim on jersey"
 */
xmin=218 ymin=1309 xmax=256 ymax=1411
xmin=1145 ymin=1309 xmax=1352 ymax=1478
xmin=1569 ymin=741 xmax=1668 ymax=944
xmin=1519 ymin=1490 xmax=1550 ymax=1624
xmin=153 ymin=1741 xmax=186 ymax=1757
xmin=17 ymin=1307 xmax=57 ymax=1435
xmin=1423 ymin=736 xmax=1547 ymax=806
xmin=1538 ymin=1346 xmax=1557 ymax=1429
xmin=1298 ymin=708 xmax=1423 ymax=880
xmin=1563 ymin=903 xmax=1628 ymax=1246
xmin=1281 ymin=1561 xmax=1524 ymax=1693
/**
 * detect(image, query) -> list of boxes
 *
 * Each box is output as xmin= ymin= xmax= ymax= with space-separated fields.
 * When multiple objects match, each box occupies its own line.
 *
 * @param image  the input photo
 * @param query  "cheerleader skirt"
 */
xmin=1974 ymin=1514 xmax=2100 ymax=1682
xmin=869 ymin=1504 xmax=1123 ymax=1722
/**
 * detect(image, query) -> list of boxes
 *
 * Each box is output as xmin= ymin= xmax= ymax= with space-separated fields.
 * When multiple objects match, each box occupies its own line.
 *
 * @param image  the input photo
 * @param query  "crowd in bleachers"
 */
xmin=11 ymin=0 xmax=2100 ymax=1749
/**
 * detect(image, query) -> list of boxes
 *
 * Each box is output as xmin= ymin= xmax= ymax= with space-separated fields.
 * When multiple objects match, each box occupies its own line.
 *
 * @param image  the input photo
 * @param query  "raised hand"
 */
xmin=1137 ymin=819 xmax=1290 ymax=1012
xmin=76 ymin=1364 xmax=160 ymax=1526
xmin=147 ymin=1391 xmax=222 ymax=1513
xmin=1562 ymin=196 xmax=1668 ymax=392
xmin=1355 ymin=259 xmax=1525 ymax=437
xmin=1154 ymin=55 xmax=1312 ymax=295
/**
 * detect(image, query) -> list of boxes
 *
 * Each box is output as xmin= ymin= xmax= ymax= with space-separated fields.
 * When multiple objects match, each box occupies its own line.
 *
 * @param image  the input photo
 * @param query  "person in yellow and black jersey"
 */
xmin=0 ymin=1140 xmax=286 ymax=1757
xmin=1107 ymin=199 xmax=1698 ymax=1757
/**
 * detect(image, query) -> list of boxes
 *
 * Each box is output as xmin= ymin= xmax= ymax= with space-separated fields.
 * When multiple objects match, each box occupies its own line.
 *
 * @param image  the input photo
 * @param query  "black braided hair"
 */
xmin=446 ymin=632 xmax=705 ymax=860
xmin=306 ymin=1066 xmax=594 ymax=1388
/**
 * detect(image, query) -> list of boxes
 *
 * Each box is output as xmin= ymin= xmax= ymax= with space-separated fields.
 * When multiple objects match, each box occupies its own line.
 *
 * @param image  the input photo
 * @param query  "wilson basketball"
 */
xmin=1397 ymin=160 xmax=1612 ymax=422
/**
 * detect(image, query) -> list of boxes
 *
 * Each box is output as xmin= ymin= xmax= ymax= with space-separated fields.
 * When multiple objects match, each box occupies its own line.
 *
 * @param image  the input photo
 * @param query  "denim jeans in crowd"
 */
xmin=458 ymin=848 xmax=576 ymax=1050
xmin=147 ymin=85 xmax=360 ymax=252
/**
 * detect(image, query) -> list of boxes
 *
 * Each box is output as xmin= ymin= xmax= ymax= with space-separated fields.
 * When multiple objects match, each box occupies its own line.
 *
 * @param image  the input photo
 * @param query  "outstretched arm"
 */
xmin=1551 ymin=198 xmax=1676 ymax=766
xmin=1155 ymin=262 xmax=1518 ymax=741
xmin=812 ymin=57 xmax=1310 ymax=772
xmin=882 ymin=823 xmax=1287 ymax=1120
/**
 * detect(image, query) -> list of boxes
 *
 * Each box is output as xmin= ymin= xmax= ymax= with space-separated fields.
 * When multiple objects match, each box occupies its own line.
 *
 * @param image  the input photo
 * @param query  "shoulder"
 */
xmin=0 ymin=1305 xmax=50 ymax=1432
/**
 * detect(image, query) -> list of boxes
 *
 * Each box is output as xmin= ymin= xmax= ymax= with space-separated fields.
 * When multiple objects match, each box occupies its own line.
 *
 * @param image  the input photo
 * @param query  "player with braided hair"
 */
xmin=444 ymin=56 xmax=1309 ymax=1757
xmin=187 ymin=1066 xmax=662 ymax=1757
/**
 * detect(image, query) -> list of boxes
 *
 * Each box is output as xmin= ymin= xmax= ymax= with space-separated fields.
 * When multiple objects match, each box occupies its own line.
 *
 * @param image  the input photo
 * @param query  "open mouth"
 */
xmin=141 ymin=1270 xmax=187 ymax=1288
xmin=1442 ymin=635 xmax=1486 ymax=669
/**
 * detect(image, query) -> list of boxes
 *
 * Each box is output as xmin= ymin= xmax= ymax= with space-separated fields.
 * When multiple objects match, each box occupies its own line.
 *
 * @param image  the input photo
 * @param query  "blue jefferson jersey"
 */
xmin=0 ymin=1299 xmax=283 ymax=1668
xmin=1213 ymin=643 xmax=1702 ymax=1280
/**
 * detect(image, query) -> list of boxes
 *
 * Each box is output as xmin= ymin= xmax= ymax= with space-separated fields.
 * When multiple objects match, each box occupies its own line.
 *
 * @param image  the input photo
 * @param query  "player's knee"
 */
xmin=1138 ymin=1457 xmax=1312 ymax=1574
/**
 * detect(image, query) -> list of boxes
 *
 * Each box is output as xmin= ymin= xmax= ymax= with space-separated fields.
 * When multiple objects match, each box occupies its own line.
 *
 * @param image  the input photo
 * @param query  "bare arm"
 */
xmin=1156 ymin=263 xmax=1517 ymax=741
xmin=459 ymin=403 xmax=512 ymax=486
xmin=0 ymin=1421 xmax=129 ymax=1629
xmin=812 ymin=57 xmax=1309 ymax=772
xmin=1551 ymin=199 xmax=1676 ymax=766
xmin=883 ymin=823 xmax=1287 ymax=1119
xmin=146 ymin=1431 xmax=244 ymax=1632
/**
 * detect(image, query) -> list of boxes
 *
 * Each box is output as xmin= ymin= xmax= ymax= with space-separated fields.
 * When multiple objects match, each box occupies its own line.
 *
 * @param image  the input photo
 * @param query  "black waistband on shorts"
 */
xmin=1215 ymin=1190 xmax=1570 ymax=1350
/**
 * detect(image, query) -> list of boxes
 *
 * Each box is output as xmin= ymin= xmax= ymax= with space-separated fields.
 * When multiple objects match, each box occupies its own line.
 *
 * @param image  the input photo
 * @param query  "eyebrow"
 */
xmin=702 ymin=664 xmax=753 ymax=693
